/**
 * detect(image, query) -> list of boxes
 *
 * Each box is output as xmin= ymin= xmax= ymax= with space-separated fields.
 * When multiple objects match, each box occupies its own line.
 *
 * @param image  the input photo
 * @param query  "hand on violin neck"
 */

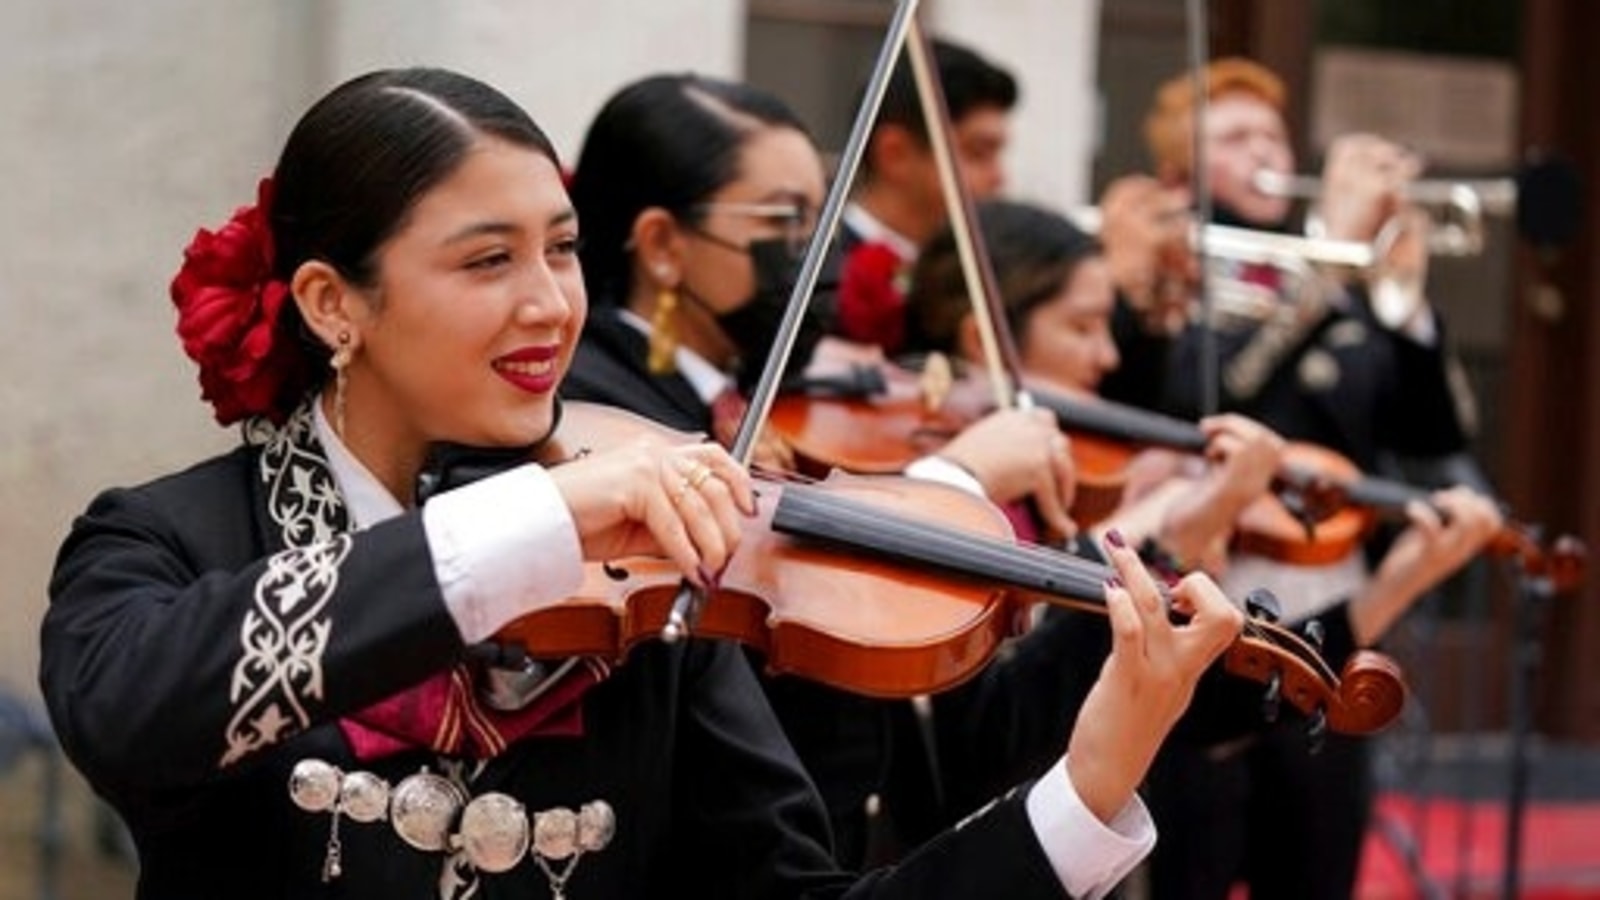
xmin=1198 ymin=414 xmax=1285 ymax=507
xmin=1066 ymin=537 xmax=1244 ymax=824
xmin=932 ymin=407 xmax=1079 ymax=539
xmin=1351 ymin=484 xmax=1504 ymax=645
xmin=547 ymin=438 xmax=755 ymax=590
xmin=1137 ymin=415 xmax=1285 ymax=567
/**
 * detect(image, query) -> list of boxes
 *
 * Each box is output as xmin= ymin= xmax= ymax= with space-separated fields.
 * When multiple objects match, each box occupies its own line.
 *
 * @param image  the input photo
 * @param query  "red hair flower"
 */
xmin=836 ymin=241 xmax=910 ymax=355
xmin=170 ymin=178 xmax=306 ymax=425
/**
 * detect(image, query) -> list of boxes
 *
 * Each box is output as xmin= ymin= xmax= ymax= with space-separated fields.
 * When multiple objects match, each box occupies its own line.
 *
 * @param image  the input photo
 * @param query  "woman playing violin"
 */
xmin=561 ymin=71 xmax=1078 ymax=541
xmin=41 ymin=66 xmax=1244 ymax=899
xmin=560 ymin=73 xmax=1183 ymax=870
xmin=904 ymin=199 xmax=1285 ymax=576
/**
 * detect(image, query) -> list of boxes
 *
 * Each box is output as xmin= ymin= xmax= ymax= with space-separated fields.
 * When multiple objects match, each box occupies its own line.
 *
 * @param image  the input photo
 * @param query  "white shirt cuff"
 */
xmin=421 ymin=464 xmax=585 ymax=643
xmin=905 ymin=454 xmax=987 ymax=498
xmin=1025 ymin=756 xmax=1157 ymax=900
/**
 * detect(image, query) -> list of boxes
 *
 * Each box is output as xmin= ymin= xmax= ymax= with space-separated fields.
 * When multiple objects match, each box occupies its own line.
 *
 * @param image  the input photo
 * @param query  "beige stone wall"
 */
xmin=1 ymin=0 xmax=310 ymax=705
xmin=0 ymin=0 xmax=743 ymax=714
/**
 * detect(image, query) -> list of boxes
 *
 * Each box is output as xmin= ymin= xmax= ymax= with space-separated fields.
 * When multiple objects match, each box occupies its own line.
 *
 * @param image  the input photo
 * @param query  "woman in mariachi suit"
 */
xmin=41 ymin=66 xmax=1242 ymax=899
xmin=561 ymin=72 xmax=1243 ymax=872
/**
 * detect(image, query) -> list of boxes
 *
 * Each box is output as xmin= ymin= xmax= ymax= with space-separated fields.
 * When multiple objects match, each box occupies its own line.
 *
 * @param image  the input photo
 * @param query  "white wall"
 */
xmin=1 ymin=0 xmax=300 ymax=699
xmin=325 ymin=0 xmax=744 ymax=164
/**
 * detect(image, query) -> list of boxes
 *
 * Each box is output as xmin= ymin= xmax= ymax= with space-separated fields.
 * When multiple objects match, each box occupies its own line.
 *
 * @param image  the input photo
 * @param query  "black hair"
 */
xmin=862 ymin=38 xmax=1018 ymax=177
xmin=263 ymin=67 xmax=559 ymax=409
xmin=271 ymin=67 xmax=558 ymax=288
xmin=906 ymin=200 xmax=1100 ymax=354
xmin=568 ymin=73 xmax=810 ymax=306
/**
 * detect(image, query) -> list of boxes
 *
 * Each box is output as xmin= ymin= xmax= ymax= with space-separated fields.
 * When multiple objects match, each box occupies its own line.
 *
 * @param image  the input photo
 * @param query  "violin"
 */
xmin=494 ymin=401 xmax=1405 ymax=736
xmin=769 ymin=351 xmax=1153 ymax=526
xmin=1031 ymin=387 xmax=1589 ymax=590
xmin=769 ymin=347 xmax=991 ymax=479
xmin=763 ymin=10 xmax=1057 ymax=488
xmin=501 ymin=13 xmax=1407 ymax=739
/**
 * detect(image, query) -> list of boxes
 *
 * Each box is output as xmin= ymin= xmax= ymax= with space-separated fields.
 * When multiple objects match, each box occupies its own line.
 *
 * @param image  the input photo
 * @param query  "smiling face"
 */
xmin=340 ymin=137 xmax=585 ymax=463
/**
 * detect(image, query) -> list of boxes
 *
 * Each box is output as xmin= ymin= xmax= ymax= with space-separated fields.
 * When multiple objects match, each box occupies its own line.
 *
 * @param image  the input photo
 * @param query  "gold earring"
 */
xmin=330 ymin=331 xmax=353 ymax=438
xmin=648 ymin=287 xmax=679 ymax=375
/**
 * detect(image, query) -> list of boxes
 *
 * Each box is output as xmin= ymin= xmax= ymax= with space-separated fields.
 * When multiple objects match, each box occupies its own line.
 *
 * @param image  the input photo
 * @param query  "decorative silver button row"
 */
xmin=289 ymin=759 xmax=615 ymax=877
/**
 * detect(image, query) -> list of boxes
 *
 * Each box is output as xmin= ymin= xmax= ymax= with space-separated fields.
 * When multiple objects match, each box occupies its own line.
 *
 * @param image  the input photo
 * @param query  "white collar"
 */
xmin=616 ymin=308 xmax=734 ymax=406
xmin=311 ymin=396 xmax=405 ymax=529
xmin=843 ymin=202 xmax=919 ymax=262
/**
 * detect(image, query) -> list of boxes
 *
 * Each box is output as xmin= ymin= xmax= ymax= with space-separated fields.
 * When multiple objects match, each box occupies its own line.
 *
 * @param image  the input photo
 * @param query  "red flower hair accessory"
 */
xmin=836 ymin=241 xmax=910 ymax=355
xmin=171 ymin=178 xmax=307 ymax=425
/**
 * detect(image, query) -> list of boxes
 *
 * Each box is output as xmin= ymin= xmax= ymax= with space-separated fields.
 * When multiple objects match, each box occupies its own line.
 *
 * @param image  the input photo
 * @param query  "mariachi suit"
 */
xmin=564 ymin=304 xmax=1116 ymax=870
xmin=41 ymin=400 xmax=1079 ymax=900
xmin=1106 ymin=270 xmax=1475 ymax=900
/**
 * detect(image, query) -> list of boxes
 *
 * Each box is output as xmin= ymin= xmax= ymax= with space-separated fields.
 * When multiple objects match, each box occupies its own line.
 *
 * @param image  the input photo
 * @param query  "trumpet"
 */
xmin=1068 ymin=205 xmax=1378 ymax=325
xmin=1068 ymin=206 xmax=1375 ymax=270
xmin=1251 ymin=169 xmax=1498 ymax=257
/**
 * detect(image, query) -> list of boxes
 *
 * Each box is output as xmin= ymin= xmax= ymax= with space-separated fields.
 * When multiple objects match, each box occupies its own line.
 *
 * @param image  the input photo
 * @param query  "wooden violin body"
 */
xmin=768 ymin=353 xmax=991 ymax=478
xmin=501 ymin=401 xmax=1408 ymax=734
xmin=1233 ymin=442 xmax=1375 ymax=566
xmin=499 ymin=472 xmax=1021 ymax=698
xmin=1033 ymin=388 xmax=1589 ymax=588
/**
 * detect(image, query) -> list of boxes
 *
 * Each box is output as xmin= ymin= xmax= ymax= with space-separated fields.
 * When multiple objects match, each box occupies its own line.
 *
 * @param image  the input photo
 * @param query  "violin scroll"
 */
xmin=1491 ymin=525 xmax=1588 ymax=594
xmin=1332 ymin=650 xmax=1409 ymax=735
xmin=1222 ymin=616 xmax=1405 ymax=737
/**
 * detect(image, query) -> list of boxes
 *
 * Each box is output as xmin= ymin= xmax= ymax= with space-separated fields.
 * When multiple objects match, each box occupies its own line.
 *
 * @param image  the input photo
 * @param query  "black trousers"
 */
xmin=1145 ymin=727 xmax=1373 ymax=900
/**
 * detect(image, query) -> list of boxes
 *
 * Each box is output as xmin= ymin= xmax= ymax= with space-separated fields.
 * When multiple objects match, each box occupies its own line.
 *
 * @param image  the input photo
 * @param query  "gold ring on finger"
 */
xmin=685 ymin=463 xmax=713 ymax=490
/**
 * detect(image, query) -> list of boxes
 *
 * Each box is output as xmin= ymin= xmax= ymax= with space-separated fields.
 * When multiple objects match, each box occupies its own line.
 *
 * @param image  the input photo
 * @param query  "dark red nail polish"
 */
xmin=697 ymin=566 xmax=720 ymax=591
xmin=1105 ymin=528 xmax=1126 ymax=549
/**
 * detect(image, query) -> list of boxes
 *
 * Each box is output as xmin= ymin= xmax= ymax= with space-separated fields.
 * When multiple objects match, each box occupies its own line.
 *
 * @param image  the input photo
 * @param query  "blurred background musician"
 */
xmin=1093 ymin=57 xmax=1503 ymax=900
xmin=830 ymin=37 xmax=1018 ymax=356
xmin=563 ymin=71 xmax=1129 ymax=873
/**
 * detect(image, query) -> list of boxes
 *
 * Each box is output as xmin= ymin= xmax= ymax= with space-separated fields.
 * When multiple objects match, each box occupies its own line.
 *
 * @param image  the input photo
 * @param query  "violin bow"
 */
xmin=662 ymin=0 xmax=924 ymax=640
xmin=902 ymin=18 xmax=1031 ymax=413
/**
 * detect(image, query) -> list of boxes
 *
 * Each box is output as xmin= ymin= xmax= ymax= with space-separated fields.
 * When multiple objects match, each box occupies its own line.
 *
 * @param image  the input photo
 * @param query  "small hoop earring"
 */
xmin=648 ymin=288 xmax=679 ymax=375
xmin=330 ymin=331 xmax=353 ymax=438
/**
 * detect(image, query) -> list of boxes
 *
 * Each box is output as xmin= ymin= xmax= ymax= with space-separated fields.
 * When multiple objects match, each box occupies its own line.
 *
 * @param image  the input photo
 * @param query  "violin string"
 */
xmin=771 ymin=475 xmax=1349 ymax=666
xmin=771 ymin=484 xmax=1340 ymax=698
xmin=776 ymin=483 xmax=1109 ymax=601
xmin=778 ymin=481 xmax=1308 ymax=655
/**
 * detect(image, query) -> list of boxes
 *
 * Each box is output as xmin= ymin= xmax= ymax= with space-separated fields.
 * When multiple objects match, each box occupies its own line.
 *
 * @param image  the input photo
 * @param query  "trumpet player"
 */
xmin=1095 ymin=57 xmax=1501 ymax=900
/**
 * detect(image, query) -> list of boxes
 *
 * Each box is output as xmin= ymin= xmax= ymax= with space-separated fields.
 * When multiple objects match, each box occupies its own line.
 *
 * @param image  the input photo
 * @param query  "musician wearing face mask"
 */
xmin=562 ymin=72 xmax=1161 ymax=875
xmin=41 ymin=65 xmax=1249 ymax=900
xmin=1094 ymin=57 xmax=1503 ymax=900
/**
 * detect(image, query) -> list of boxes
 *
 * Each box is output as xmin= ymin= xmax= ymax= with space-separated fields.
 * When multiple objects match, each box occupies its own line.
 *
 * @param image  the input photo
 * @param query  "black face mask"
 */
xmin=707 ymin=238 xmax=827 ymax=393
